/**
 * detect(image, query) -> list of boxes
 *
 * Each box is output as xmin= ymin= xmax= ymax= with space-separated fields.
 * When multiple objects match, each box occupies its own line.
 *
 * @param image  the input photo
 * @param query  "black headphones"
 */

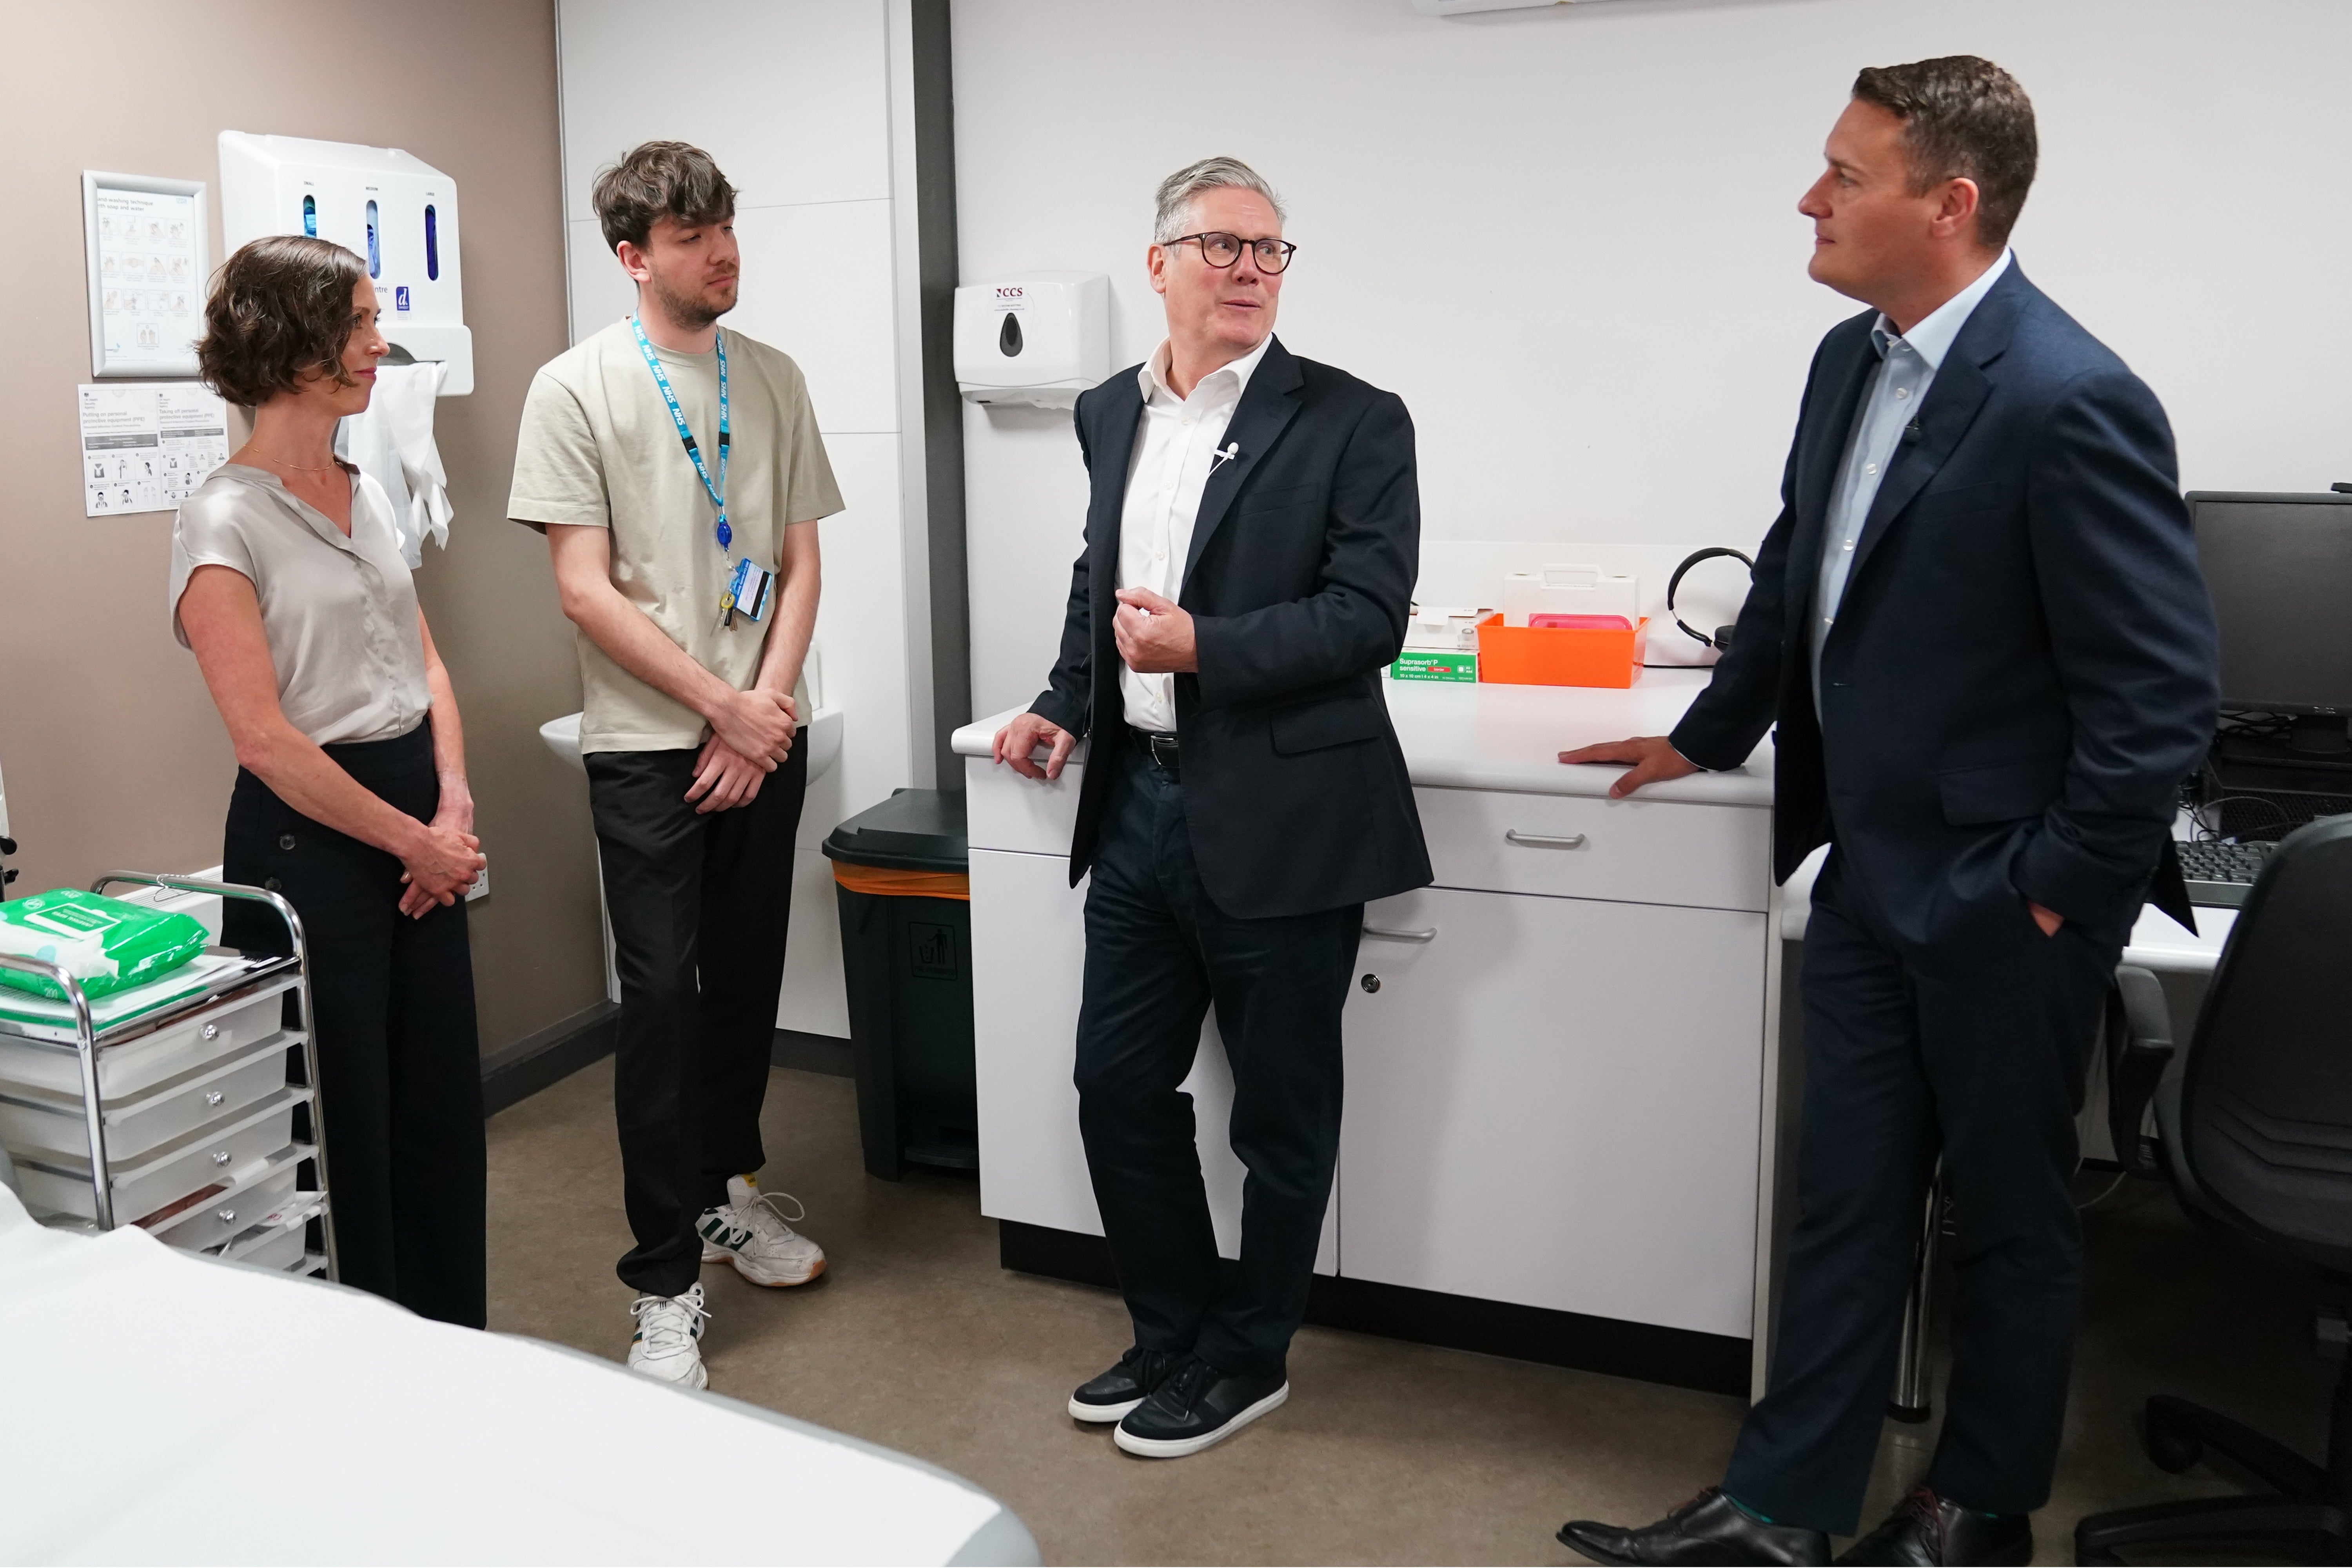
xmin=1667 ymin=546 xmax=1755 ymax=651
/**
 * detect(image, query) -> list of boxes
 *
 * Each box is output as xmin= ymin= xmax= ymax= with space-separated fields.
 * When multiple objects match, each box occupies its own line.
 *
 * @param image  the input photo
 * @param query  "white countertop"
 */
xmin=952 ymin=668 xmax=1773 ymax=807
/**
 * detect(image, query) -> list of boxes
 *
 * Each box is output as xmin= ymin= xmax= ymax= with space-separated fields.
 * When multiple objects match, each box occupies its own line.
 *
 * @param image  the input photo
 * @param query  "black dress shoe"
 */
xmin=1112 ymin=1356 xmax=1289 ymax=1458
xmin=1834 ymin=1488 xmax=2030 ymax=1566
xmin=1558 ymin=1488 xmax=1830 ymax=1566
xmin=1067 ymin=1345 xmax=1183 ymax=1423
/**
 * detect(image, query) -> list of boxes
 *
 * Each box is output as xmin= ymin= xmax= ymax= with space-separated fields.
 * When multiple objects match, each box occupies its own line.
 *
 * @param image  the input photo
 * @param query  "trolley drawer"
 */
xmin=223 ymin=1219 xmax=311 ymax=1272
xmin=12 ymin=1089 xmax=307 ymax=1226
xmin=0 ymin=1039 xmax=290 ymax=1163
xmin=0 ymin=977 xmax=298 ymax=1100
xmin=145 ymin=1155 xmax=307 ymax=1252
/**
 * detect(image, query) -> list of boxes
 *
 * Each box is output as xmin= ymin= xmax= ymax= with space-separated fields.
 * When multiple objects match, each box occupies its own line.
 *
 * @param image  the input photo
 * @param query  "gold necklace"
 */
xmin=255 ymin=453 xmax=339 ymax=473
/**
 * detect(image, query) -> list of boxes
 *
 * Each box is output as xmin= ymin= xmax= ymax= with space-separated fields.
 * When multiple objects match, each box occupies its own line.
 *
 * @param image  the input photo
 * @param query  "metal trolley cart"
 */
xmin=0 ymin=872 xmax=337 ymax=1277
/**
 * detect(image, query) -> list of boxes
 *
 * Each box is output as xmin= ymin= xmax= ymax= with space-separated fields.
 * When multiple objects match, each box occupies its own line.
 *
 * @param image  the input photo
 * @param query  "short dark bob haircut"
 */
xmin=197 ymin=235 xmax=371 ymax=408
xmin=592 ymin=140 xmax=736 ymax=253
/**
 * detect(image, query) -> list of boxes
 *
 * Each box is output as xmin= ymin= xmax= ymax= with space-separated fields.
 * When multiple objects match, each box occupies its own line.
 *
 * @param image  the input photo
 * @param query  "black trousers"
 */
xmin=220 ymin=722 xmax=486 ymax=1328
xmin=1074 ymin=736 xmax=1361 ymax=1379
xmin=1722 ymin=848 xmax=2125 ymax=1532
xmin=586 ymin=740 xmax=806 ymax=1297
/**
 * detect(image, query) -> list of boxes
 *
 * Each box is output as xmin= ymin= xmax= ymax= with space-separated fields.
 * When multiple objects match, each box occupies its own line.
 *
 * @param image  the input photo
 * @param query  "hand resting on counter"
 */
xmin=994 ymin=711 xmax=1076 ymax=781
xmin=1557 ymin=735 xmax=1700 ymax=800
xmin=1561 ymin=735 xmax=2067 ymax=933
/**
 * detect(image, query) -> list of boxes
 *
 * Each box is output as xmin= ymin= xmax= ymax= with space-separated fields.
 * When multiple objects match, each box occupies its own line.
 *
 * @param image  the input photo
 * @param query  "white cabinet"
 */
xmin=1339 ymin=884 xmax=1768 ymax=1339
xmin=969 ymin=842 xmax=1338 ymax=1273
xmin=957 ymin=679 xmax=1782 ymax=1385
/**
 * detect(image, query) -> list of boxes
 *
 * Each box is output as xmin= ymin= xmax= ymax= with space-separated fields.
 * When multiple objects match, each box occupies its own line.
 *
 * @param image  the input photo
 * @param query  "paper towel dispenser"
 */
xmin=218 ymin=132 xmax=472 ymax=395
xmin=955 ymin=272 xmax=1109 ymax=409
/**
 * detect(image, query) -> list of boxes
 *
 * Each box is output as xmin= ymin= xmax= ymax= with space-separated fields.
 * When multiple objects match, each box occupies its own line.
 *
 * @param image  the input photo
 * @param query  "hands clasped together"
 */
xmin=691 ymin=686 xmax=799 ymax=814
xmin=398 ymin=789 xmax=486 ymax=920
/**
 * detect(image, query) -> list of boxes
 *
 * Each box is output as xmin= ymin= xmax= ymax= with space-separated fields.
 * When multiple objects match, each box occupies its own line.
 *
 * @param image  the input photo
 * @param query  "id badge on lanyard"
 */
xmin=631 ymin=316 xmax=768 ymax=627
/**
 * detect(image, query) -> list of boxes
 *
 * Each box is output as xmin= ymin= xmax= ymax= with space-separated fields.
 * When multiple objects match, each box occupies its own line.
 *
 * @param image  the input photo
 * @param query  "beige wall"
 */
xmin=0 ymin=0 xmax=607 ymax=1053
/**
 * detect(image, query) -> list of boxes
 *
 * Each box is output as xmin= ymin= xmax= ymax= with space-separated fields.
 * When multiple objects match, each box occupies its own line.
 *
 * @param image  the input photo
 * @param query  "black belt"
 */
xmin=1130 ymin=728 xmax=1181 ymax=772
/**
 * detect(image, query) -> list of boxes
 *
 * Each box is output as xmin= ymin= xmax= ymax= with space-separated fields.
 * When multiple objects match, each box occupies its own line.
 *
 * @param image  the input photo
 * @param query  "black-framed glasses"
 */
xmin=1167 ymin=231 xmax=1297 ymax=274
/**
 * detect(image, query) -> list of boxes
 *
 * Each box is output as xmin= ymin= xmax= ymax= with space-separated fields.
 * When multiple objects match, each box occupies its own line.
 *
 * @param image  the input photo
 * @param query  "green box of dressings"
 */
xmin=1390 ymin=651 xmax=1478 ymax=683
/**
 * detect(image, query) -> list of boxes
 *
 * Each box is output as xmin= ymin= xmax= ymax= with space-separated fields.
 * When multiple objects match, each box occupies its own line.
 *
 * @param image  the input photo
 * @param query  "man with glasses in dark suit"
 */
xmin=992 ymin=156 xmax=1430 ymax=1460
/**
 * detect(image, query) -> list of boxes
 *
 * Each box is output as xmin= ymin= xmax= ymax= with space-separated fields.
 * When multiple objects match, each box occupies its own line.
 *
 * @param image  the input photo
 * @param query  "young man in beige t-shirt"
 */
xmin=508 ymin=142 xmax=843 ymax=1390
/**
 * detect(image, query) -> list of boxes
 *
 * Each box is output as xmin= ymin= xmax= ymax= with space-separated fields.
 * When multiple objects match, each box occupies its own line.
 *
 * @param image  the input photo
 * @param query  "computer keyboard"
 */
xmin=2178 ymin=838 xmax=2276 ymax=908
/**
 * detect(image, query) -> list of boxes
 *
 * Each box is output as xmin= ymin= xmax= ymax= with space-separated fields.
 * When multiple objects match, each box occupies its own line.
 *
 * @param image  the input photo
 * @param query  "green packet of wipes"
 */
xmin=0 ymin=889 xmax=211 ymax=1003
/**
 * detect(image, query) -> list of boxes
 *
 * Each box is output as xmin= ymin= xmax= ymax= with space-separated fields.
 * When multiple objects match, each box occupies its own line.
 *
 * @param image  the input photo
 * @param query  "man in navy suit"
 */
xmin=1557 ymin=58 xmax=2218 ymax=1566
xmin=991 ymin=157 xmax=1430 ymax=1459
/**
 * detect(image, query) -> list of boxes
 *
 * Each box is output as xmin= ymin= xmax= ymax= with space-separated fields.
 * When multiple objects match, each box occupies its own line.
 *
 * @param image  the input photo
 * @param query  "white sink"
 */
xmin=538 ymin=705 xmax=841 ymax=782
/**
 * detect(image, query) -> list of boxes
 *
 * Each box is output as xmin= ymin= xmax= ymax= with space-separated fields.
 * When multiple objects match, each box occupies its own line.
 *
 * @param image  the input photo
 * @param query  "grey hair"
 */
xmin=1152 ymin=156 xmax=1287 ymax=244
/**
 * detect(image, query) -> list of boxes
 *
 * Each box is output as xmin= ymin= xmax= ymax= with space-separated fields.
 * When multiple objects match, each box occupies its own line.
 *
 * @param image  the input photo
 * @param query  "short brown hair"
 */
xmin=592 ymin=141 xmax=737 ymax=253
xmin=1853 ymin=55 xmax=2038 ymax=250
xmin=196 ymin=235 xmax=371 ymax=407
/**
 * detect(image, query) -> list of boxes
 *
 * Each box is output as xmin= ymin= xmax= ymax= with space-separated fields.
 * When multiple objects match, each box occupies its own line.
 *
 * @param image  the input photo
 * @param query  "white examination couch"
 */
xmin=0 ymin=1186 xmax=1036 ymax=1566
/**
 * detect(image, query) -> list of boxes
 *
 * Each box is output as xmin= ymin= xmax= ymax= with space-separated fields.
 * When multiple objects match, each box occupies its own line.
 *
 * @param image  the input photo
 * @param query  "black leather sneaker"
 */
xmin=1558 ymin=1488 xmax=1830 ymax=1565
xmin=1834 ymin=1487 xmax=2031 ymax=1566
xmin=1113 ymin=1356 xmax=1289 ymax=1458
xmin=1067 ymin=1345 xmax=1183 ymax=1423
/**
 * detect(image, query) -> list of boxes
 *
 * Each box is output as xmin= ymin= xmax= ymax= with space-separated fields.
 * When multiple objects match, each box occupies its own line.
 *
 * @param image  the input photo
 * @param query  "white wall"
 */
xmin=557 ymin=0 xmax=932 ymax=1037
xmin=952 ymin=0 xmax=2352 ymax=715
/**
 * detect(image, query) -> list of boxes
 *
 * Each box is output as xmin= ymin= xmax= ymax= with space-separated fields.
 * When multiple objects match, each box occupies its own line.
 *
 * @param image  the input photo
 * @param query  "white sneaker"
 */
xmin=626 ymin=1282 xmax=709 ymax=1389
xmin=698 ymin=1174 xmax=828 ymax=1288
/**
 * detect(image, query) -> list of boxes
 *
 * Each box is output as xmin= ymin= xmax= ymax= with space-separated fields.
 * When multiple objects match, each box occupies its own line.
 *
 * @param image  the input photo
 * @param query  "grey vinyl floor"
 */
xmin=485 ymin=1058 xmax=2327 ymax=1565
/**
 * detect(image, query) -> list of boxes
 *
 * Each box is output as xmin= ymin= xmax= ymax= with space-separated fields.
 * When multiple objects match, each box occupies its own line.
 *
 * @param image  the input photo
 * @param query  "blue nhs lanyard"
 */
xmin=630 ymin=315 xmax=732 ymax=558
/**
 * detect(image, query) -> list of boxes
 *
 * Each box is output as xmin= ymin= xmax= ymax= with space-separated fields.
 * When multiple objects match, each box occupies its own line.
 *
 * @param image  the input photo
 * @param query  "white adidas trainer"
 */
xmin=626 ymin=1281 xmax=709 ymax=1389
xmin=698 ymin=1174 xmax=828 ymax=1288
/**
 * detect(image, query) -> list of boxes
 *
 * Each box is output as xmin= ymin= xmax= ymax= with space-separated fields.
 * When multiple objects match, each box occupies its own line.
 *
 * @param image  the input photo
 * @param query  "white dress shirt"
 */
xmin=1811 ymin=248 xmax=2013 ymax=710
xmin=1115 ymin=334 xmax=1273 ymax=733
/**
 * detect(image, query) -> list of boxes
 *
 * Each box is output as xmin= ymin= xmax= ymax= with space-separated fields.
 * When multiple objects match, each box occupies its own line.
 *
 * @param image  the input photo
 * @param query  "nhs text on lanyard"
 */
xmin=630 ymin=316 xmax=773 ymax=627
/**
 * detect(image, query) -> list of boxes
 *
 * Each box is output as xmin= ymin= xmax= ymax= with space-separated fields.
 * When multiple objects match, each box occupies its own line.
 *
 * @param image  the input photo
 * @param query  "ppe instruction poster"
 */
xmin=79 ymin=383 xmax=230 ymax=517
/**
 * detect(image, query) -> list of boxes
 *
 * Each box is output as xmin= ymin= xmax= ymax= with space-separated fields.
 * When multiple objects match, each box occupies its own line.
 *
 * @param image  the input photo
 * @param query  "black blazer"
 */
xmin=1672 ymin=263 xmax=2219 ymax=968
xmin=1029 ymin=336 xmax=1433 ymax=919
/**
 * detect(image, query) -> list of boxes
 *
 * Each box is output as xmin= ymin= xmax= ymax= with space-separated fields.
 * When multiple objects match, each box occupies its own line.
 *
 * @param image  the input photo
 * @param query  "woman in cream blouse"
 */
xmin=171 ymin=235 xmax=486 ymax=1326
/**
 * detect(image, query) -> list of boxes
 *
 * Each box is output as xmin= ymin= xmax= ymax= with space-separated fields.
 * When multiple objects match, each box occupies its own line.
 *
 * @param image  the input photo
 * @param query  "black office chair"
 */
xmin=2076 ymin=815 xmax=2352 ymax=1565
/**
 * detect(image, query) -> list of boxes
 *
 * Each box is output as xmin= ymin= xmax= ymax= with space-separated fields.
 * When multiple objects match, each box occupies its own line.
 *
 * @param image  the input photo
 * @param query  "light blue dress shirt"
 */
xmin=1811 ymin=249 xmax=2014 ymax=711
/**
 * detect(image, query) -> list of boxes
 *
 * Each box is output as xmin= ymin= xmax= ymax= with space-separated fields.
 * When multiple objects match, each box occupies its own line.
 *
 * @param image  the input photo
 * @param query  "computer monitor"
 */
xmin=2189 ymin=490 xmax=2352 ymax=755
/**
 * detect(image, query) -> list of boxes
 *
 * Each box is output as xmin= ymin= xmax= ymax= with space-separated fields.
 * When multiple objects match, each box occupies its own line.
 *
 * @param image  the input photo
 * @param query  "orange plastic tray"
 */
xmin=1475 ymin=613 xmax=1648 ymax=689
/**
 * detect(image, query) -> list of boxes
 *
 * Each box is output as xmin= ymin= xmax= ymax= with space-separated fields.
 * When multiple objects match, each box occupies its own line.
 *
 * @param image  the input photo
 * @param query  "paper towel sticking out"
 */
xmin=334 ymin=359 xmax=452 ymax=566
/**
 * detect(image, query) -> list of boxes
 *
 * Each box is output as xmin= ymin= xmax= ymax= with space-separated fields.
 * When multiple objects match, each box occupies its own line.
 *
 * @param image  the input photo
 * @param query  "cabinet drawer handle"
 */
xmin=212 ymin=1151 xmax=233 ymax=1166
xmin=216 ymin=1208 xmax=236 ymax=1225
xmin=1506 ymin=829 xmax=1588 ymax=850
xmin=205 ymin=1091 xmax=225 ymax=1107
xmin=201 ymin=1023 xmax=220 ymax=1041
xmin=1361 ymin=924 xmax=1437 ymax=943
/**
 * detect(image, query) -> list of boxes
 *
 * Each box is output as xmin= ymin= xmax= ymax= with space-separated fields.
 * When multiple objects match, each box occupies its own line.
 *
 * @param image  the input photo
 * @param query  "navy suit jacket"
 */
xmin=1671 ymin=263 xmax=2219 ymax=966
xmin=1029 ymin=335 xmax=1433 ymax=919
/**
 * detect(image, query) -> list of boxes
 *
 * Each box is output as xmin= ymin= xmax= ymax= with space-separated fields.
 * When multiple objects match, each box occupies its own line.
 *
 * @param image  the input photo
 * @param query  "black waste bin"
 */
xmin=822 ymin=788 xmax=976 ymax=1180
